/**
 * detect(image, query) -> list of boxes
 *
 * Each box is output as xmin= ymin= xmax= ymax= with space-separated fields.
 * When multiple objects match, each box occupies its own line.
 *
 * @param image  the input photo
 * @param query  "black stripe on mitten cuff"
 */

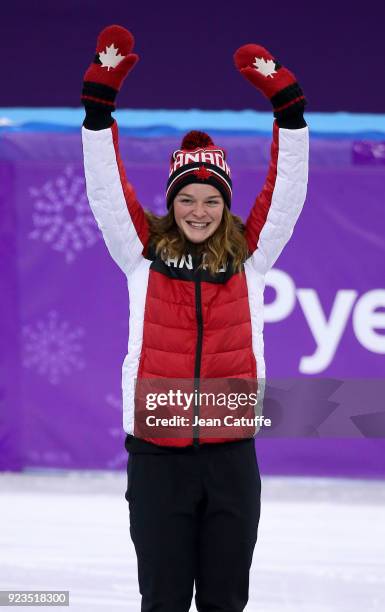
xmin=81 ymin=81 xmax=117 ymax=106
xmin=271 ymin=82 xmax=305 ymax=111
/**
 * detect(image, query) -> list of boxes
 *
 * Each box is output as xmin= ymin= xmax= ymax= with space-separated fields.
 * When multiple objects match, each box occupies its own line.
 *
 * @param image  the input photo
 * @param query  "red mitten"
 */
xmin=82 ymin=25 xmax=139 ymax=111
xmin=234 ymin=44 xmax=306 ymax=120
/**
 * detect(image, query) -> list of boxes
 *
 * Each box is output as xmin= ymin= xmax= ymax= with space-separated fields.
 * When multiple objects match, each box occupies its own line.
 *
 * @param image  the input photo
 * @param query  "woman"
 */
xmin=81 ymin=25 xmax=309 ymax=612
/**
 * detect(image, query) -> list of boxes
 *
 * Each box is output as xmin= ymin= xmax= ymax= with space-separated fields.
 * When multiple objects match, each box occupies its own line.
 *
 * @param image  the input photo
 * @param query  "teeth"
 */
xmin=187 ymin=222 xmax=209 ymax=228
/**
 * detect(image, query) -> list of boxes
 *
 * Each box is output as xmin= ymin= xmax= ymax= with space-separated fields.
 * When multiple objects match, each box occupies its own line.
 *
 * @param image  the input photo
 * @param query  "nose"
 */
xmin=191 ymin=201 xmax=208 ymax=218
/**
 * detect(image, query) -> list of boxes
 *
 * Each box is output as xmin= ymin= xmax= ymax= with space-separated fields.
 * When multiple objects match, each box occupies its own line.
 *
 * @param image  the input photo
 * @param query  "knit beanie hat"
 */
xmin=166 ymin=131 xmax=232 ymax=209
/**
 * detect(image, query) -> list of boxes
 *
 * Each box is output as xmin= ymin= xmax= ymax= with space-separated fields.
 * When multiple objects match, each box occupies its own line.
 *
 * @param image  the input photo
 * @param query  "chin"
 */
xmin=183 ymin=224 xmax=217 ymax=244
xmin=185 ymin=234 xmax=207 ymax=244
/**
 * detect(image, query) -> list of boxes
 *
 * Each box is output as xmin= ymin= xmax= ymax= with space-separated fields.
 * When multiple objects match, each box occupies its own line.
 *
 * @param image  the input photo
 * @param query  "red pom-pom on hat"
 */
xmin=181 ymin=130 xmax=214 ymax=150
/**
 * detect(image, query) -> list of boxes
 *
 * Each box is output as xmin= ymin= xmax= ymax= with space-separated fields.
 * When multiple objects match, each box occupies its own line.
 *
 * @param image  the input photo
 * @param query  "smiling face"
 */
xmin=173 ymin=184 xmax=225 ymax=243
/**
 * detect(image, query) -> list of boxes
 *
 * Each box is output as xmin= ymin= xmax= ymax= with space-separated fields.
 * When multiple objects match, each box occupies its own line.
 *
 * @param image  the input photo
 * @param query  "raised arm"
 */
xmin=234 ymin=44 xmax=309 ymax=274
xmin=81 ymin=25 xmax=149 ymax=275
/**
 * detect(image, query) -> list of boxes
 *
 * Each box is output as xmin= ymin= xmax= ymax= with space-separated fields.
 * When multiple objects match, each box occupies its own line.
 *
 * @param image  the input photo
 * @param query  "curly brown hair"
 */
xmin=145 ymin=205 xmax=249 ymax=275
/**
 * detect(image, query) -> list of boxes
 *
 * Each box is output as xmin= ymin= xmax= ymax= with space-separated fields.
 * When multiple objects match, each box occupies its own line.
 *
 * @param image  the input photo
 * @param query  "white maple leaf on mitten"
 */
xmin=252 ymin=57 xmax=277 ymax=78
xmin=99 ymin=43 xmax=125 ymax=70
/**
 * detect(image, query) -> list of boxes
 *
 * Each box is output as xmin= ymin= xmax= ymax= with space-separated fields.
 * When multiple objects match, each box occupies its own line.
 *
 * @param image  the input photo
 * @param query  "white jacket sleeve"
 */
xmin=82 ymin=120 xmax=149 ymax=275
xmin=245 ymin=122 xmax=309 ymax=274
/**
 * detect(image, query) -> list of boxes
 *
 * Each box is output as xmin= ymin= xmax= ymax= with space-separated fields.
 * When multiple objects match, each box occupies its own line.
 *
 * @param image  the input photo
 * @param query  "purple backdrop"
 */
xmin=2 ymin=0 xmax=385 ymax=113
xmin=1 ymin=128 xmax=385 ymax=475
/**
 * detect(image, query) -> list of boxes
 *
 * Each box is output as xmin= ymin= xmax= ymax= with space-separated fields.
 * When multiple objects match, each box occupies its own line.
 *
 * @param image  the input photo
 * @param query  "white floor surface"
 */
xmin=1 ymin=472 xmax=384 ymax=611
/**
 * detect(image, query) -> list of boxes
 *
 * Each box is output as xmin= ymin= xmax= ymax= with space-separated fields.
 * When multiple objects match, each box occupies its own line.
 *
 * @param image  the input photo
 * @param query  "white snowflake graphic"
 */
xmin=99 ymin=43 xmax=125 ymax=70
xmin=29 ymin=165 xmax=101 ymax=263
xmin=106 ymin=393 xmax=126 ymax=469
xmin=252 ymin=56 xmax=277 ymax=78
xmin=22 ymin=311 xmax=85 ymax=385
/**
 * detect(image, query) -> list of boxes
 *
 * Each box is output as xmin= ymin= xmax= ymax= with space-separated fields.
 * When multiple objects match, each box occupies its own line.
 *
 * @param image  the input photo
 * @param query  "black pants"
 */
xmin=125 ymin=439 xmax=261 ymax=612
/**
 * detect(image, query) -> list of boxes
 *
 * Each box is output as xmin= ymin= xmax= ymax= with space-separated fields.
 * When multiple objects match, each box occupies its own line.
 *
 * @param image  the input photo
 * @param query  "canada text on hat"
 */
xmin=169 ymin=149 xmax=231 ymax=176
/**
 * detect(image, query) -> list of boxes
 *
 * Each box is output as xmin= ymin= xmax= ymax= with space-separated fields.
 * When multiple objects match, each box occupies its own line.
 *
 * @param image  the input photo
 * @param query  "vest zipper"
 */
xmin=193 ymin=272 xmax=203 ymax=449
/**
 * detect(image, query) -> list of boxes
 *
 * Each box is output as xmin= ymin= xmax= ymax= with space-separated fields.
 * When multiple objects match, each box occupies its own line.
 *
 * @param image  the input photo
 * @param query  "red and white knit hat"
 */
xmin=166 ymin=131 xmax=232 ymax=209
